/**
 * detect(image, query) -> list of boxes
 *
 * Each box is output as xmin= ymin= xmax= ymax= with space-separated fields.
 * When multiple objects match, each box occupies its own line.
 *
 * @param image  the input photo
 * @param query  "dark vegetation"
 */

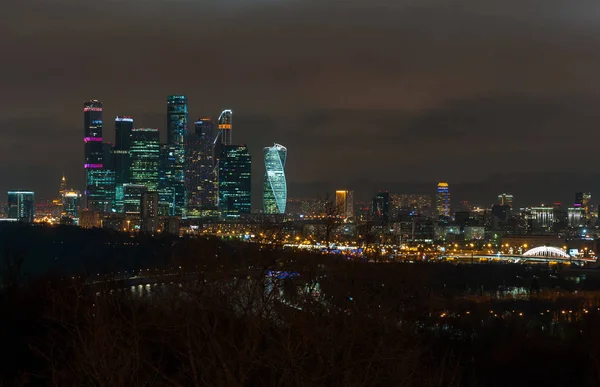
xmin=2 ymin=223 xmax=600 ymax=386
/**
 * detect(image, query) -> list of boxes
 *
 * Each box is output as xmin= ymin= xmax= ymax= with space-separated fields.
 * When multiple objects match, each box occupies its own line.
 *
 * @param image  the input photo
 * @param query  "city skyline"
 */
xmin=6 ymin=1 xmax=600 ymax=206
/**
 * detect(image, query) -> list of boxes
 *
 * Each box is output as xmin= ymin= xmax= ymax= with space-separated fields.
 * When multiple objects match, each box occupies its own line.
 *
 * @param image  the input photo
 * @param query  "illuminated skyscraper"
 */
xmin=335 ymin=190 xmax=354 ymax=218
xmin=218 ymin=145 xmax=251 ymax=219
xmin=159 ymin=145 xmax=176 ymax=216
xmin=62 ymin=190 xmax=81 ymax=218
xmin=186 ymin=118 xmax=215 ymax=215
xmin=217 ymin=109 xmax=232 ymax=146
xmin=498 ymin=193 xmax=514 ymax=207
xmin=372 ymin=191 xmax=390 ymax=223
xmin=436 ymin=182 xmax=451 ymax=217
xmin=263 ymin=143 xmax=287 ymax=214
xmin=83 ymin=100 xmax=104 ymax=211
xmin=575 ymin=192 xmax=592 ymax=219
xmin=114 ymin=116 xmax=134 ymax=212
xmin=165 ymin=95 xmax=188 ymax=217
xmin=7 ymin=191 xmax=34 ymax=223
xmin=130 ymin=128 xmax=160 ymax=190
xmin=59 ymin=174 xmax=67 ymax=197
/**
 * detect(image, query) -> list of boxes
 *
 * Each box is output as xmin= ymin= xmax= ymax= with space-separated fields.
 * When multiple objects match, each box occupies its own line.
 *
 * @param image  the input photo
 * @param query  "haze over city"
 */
xmin=4 ymin=0 xmax=600 ymax=205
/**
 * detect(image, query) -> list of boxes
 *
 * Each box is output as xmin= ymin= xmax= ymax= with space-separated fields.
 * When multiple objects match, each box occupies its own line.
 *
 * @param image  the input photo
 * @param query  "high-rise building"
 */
xmin=159 ymin=144 xmax=176 ymax=216
xmin=83 ymin=100 xmax=105 ymax=211
xmin=436 ymin=182 xmax=451 ymax=217
xmin=130 ymin=128 xmax=160 ymax=190
xmin=186 ymin=118 xmax=216 ymax=215
xmin=218 ymin=145 xmax=251 ymax=219
xmin=59 ymin=175 xmax=67 ymax=197
xmin=530 ymin=206 xmax=554 ymax=231
xmin=165 ymin=95 xmax=188 ymax=217
xmin=575 ymin=192 xmax=592 ymax=219
xmin=62 ymin=190 xmax=81 ymax=218
xmin=335 ymin=190 xmax=354 ymax=218
xmin=217 ymin=109 xmax=233 ymax=146
xmin=263 ymin=143 xmax=287 ymax=215
xmin=568 ymin=207 xmax=586 ymax=228
xmin=372 ymin=191 xmax=390 ymax=223
xmin=140 ymin=191 xmax=160 ymax=233
xmin=7 ymin=191 xmax=34 ymax=223
xmin=114 ymin=116 xmax=134 ymax=212
xmin=123 ymin=184 xmax=148 ymax=216
xmin=498 ymin=193 xmax=514 ymax=207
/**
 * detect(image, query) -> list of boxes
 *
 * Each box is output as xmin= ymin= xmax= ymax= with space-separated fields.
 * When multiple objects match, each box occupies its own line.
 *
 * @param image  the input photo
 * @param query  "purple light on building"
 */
xmin=84 ymin=163 xmax=103 ymax=169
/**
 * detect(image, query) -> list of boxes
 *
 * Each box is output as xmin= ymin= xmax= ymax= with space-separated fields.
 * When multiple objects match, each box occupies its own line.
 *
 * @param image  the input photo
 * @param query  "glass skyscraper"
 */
xmin=114 ymin=116 xmax=134 ymax=212
xmin=130 ymin=128 xmax=160 ymax=190
xmin=7 ymin=191 xmax=34 ymax=223
xmin=186 ymin=118 xmax=216 ymax=215
xmin=263 ymin=143 xmax=287 ymax=215
xmin=217 ymin=109 xmax=233 ymax=145
xmin=83 ymin=100 xmax=104 ymax=211
xmin=218 ymin=145 xmax=251 ymax=219
xmin=166 ymin=95 xmax=188 ymax=217
xmin=436 ymin=182 xmax=451 ymax=218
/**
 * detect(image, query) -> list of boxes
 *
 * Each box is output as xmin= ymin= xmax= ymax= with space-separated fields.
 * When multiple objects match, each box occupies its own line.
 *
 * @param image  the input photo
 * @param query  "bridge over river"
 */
xmin=441 ymin=246 xmax=596 ymax=264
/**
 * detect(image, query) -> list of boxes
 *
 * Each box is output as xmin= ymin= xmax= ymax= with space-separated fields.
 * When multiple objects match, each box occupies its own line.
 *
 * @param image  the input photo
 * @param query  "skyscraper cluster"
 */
xmin=80 ymin=97 xmax=287 ymax=225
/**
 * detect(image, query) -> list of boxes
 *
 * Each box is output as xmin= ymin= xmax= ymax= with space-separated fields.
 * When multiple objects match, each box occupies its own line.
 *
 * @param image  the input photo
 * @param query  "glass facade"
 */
xmin=62 ymin=190 xmax=81 ymax=218
xmin=186 ymin=118 xmax=215 ymax=216
xmin=130 ymin=128 xmax=160 ymax=190
xmin=123 ymin=184 xmax=148 ymax=215
xmin=217 ymin=109 xmax=232 ymax=145
xmin=166 ymin=95 xmax=188 ymax=217
xmin=114 ymin=116 xmax=134 ymax=212
xmin=159 ymin=144 xmax=176 ymax=216
xmin=7 ymin=191 xmax=34 ymax=223
xmin=263 ymin=143 xmax=287 ymax=214
xmin=83 ymin=100 xmax=104 ymax=211
xmin=218 ymin=145 xmax=251 ymax=219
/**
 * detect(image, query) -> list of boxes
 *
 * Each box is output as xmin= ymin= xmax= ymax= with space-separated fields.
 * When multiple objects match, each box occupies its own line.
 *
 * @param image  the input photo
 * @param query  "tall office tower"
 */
xmin=263 ymin=143 xmax=288 ymax=215
xmin=335 ymin=190 xmax=354 ymax=218
xmin=114 ymin=116 xmax=134 ymax=212
xmin=218 ymin=145 xmax=251 ymax=219
xmin=531 ymin=206 xmax=554 ymax=231
xmin=140 ymin=191 xmax=160 ymax=233
xmin=130 ymin=128 xmax=160 ymax=190
xmin=498 ymin=193 xmax=514 ymax=207
xmin=98 ymin=143 xmax=116 ymax=212
xmin=7 ymin=191 xmax=34 ymax=223
xmin=575 ymin=192 xmax=592 ymax=218
xmin=372 ymin=191 xmax=390 ymax=223
xmin=165 ymin=95 xmax=188 ymax=217
xmin=62 ymin=190 xmax=81 ymax=218
xmin=158 ymin=145 xmax=176 ymax=216
xmin=216 ymin=109 xmax=233 ymax=145
xmin=186 ymin=118 xmax=215 ymax=215
xmin=436 ymin=182 xmax=451 ymax=217
xmin=83 ymin=100 xmax=104 ymax=211
xmin=59 ymin=175 xmax=67 ymax=196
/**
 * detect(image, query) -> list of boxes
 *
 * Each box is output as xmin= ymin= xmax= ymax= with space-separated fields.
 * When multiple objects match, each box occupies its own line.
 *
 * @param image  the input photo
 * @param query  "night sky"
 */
xmin=4 ymin=0 xmax=600 ymax=207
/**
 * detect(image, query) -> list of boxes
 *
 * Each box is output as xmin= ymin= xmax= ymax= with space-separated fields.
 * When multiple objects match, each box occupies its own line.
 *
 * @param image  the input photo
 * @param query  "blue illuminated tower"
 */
xmin=263 ymin=143 xmax=287 ymax=214
xmin=165 ymin=95 xmax=188 ymax=217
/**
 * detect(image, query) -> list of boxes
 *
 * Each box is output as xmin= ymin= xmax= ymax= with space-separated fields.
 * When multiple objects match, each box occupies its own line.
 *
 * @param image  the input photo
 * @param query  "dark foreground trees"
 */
xmin=4 ymin=234 xmax=600 ymax=386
